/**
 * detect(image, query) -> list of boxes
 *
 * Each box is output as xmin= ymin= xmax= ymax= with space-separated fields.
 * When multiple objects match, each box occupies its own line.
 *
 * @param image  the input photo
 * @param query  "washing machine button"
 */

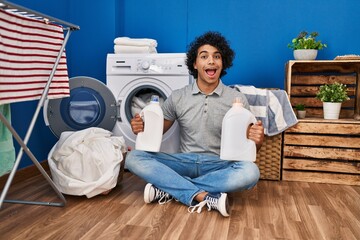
xmin=141 ymin=60 xmax=150 ymax=70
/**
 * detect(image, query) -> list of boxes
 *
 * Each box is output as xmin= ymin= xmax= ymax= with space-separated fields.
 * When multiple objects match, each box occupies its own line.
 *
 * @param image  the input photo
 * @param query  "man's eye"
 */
xmin=215 ymin=55 xmax=221 ymax=59
xmin=200 ymin=55 xmax=207 ymax=59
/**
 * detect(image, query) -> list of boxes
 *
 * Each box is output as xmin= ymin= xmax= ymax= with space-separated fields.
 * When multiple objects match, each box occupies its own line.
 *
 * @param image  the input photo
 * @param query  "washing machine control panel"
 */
xmin=107 ymin=53 xmax=190 ymax=75
xmin=136 ymin=58 xmax=188 ymax=74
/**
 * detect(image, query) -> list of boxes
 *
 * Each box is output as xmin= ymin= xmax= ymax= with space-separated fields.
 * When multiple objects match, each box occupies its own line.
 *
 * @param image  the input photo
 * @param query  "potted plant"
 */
xmin=288 ymin=31 xmax=327 ymax=60
xmin=295 ymin=103 xmax=306 ymax=119
xmin=315 ymin=82 xmax=349 ymax=119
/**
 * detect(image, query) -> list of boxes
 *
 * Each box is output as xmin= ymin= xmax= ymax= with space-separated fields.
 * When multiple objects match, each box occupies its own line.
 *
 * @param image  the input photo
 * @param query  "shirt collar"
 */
xmin=191 ymin=80 xmax=225 ymax=96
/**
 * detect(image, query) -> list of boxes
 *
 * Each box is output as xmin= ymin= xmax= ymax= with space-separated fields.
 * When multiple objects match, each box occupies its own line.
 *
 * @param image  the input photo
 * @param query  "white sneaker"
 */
xmin=144 ymin=183 xmax=173 ymax=205
xmin=188 ymin=193 xmax=229 ymax=217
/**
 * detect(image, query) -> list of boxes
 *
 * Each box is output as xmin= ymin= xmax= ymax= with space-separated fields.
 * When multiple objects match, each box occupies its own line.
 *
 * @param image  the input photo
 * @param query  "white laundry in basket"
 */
xmin=48 ymin=127 xmax=127 ymax=198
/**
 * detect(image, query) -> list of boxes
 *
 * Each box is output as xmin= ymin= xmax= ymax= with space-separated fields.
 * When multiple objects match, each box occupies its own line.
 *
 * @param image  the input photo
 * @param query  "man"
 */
xmin=126 ymin=31 xmax=264 ymax=217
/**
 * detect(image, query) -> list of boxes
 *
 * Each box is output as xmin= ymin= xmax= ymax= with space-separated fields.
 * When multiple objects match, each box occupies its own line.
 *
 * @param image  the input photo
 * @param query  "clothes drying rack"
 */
xmin=0 ymin=0 xmax=80 ymax=209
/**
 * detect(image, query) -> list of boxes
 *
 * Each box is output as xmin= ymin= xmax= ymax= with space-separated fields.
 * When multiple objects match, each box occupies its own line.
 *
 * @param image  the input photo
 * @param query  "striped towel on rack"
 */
xmin=0 ymin=9 xmax=70 ymax=105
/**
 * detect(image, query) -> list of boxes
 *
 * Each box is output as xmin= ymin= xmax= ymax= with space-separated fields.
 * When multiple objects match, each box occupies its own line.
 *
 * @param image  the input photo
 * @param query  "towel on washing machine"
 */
xmin=114 ymin=37 xmax=157 ymax=47
xmin=48 ymin=127 xmax=127 ymax=198
xmin=114 ymin=45 xmax=157 ymax=54
xmin=113 ymin=37 xmax=158 ymax=54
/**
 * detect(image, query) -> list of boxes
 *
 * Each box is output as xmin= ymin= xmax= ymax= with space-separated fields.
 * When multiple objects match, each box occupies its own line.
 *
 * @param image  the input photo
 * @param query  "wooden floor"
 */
xmin=1 ymin=170 xmax=360 ymax=240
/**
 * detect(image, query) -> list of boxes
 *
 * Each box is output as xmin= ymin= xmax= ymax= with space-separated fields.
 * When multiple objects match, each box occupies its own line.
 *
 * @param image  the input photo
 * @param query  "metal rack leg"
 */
xmin=0 ymin=113 xmax=66 ymax=209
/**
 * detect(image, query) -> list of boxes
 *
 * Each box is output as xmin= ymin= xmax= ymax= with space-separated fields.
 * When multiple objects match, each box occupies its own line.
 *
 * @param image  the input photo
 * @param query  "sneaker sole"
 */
xmin=144 ymin=183 xmax=154 ymax=203
xmin=218 ymin=193 xmax=230 ymax=217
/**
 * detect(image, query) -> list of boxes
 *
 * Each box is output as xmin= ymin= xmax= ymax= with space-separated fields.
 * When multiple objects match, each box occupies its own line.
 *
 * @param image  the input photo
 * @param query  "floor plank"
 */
xmin=1 ymin=172 xmax=360 ymax=240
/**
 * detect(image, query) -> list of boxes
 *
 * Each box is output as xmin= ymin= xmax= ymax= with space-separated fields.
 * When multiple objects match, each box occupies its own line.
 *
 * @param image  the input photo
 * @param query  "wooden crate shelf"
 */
xmin=285 ymin=60 xmax=360 ymax=119
xmin=282 ymin=60 xmax=360 ymax=185
xmin=282 ymin=119 xmax=360 ymax=185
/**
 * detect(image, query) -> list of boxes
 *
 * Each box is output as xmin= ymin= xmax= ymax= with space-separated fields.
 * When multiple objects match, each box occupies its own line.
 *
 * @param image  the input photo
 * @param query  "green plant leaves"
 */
xmin=295 ymin=104 xmax=305 ymax=110
xmin=288 ymin=31 xmax=327 ymax=50
xmin=315 ymin=82 xmax=350 ymax=102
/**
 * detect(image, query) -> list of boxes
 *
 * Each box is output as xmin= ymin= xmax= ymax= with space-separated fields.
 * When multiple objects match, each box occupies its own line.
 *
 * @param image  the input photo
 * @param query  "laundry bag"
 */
xmin=48 ymin=127 xmax=127 ymax=198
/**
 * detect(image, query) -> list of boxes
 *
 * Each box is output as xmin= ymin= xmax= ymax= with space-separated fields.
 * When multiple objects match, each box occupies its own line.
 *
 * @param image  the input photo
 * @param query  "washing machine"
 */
xmin=44 ymin=53 xmax=193 ymax=153
xmin=106 ymin=53 xmax=193 ymax=152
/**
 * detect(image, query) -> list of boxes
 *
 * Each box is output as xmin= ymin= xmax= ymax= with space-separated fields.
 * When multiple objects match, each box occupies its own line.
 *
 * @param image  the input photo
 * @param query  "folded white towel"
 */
xmin=114 ymin=37 xmax=157 ymax=47
xmin=114 ymin=45 xmax=157 ymax=54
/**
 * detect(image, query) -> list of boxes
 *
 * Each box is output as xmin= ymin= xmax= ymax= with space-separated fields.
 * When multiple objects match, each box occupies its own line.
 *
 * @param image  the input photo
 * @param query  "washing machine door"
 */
xmin=44 ymin=76 xmax=117 ymax=138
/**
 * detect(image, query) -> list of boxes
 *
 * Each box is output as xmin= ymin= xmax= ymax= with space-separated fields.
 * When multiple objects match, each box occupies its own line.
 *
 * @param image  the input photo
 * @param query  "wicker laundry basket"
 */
xmin=255 ymin=133 xmax=283 ymax=180
xmin=117 ymin=153 xmax=126 ymax=183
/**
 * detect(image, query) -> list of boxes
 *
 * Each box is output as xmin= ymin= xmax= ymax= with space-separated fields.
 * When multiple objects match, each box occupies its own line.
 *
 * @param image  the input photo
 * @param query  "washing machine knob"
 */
xmin=141 ymin=61 xmax=150 ymax=70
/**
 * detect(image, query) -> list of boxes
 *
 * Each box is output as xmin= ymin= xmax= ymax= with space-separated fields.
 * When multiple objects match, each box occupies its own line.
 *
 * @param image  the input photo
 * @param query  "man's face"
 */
xmin=193 ymin=44 xmax=223 ymax=85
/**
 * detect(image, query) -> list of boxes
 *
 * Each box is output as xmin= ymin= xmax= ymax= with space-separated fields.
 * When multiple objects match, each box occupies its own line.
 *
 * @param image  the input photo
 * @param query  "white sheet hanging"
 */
xmin=48 ymin=127 xmax=127 ymax=198
xmin=0 ymin=9 xmax=70 ymax=105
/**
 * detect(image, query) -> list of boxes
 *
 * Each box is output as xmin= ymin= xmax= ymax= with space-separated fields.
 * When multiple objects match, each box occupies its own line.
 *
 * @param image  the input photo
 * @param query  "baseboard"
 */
xmin=0 ymin=160 xmax=49 ymax=187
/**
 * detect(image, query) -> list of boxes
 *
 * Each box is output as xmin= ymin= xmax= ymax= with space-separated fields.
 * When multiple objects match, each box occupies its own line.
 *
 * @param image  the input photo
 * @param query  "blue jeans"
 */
xmin=125 ymin=150 xmax=260 ymax=206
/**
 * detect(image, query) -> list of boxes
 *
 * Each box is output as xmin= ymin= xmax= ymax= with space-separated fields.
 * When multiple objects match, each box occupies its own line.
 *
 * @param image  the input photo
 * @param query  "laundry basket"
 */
xmin=47 ymin=128 xmax=127 ymax=198
xmin=255 ymin=133 xmax=283 ymax=180
xmin=117 ymin=152 xmax=126 ymax=183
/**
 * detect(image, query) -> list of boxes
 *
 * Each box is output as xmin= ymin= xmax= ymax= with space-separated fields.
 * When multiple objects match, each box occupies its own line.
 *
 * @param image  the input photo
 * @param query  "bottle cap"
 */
xmin=233 ymin=97 xmax=243 ymax=107
xmin=151 ymin=95 xmax=160 ymax=102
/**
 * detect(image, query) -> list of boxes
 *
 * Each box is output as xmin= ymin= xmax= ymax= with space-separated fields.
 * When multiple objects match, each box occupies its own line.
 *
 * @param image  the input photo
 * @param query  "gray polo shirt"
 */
xmin=162 ymin=80 xmax=249 ymax=155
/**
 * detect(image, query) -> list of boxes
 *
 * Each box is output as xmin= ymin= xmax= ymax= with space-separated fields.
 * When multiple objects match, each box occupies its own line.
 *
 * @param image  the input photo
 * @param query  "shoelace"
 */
xmin=188 ymin=197 xmax=218 ymax=214
xmin=154 ymin=188 xmax=173 ymax=205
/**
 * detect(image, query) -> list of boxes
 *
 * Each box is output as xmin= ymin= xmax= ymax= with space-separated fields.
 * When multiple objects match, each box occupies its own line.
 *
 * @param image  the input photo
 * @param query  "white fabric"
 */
xmin=131 ymin=94 xmax=165 ymax=117
xmin=48 ymin=127 xmax=127 ymax=198
xmin=113 ymin=37 xmax=158 ymax=54
xmin=114 ymin=45 xmax=157 ymax=54
xmin=114 ymin=37 xmax=157 ymax=47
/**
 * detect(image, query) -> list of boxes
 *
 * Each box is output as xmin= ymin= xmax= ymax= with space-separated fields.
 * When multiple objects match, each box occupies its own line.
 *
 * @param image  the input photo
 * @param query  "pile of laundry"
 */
xmin=131 ymin=92 xmax=165 ymax=117
xmin=48 ymin=127 xmax=127 ymax=198
xmin=114 ymin=37 xmax=157 ymax=54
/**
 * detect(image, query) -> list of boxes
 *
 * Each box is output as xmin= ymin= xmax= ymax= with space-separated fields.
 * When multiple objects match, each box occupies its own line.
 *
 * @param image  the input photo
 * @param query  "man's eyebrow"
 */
xmin=198 ymin=50 xmax=208 ymax=55
xmin=198 ymin=50 xmax=221 ymax=55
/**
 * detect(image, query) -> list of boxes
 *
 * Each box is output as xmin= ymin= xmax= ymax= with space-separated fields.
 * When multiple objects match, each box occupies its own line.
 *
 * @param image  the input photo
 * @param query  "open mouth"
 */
xmin=205 ymin=69 xmax=217 ymax=77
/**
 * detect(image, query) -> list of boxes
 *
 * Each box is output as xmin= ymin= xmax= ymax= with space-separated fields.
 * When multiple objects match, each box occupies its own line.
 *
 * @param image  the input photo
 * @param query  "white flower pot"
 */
xmin=297 ymin=110 xmax=306 ymax=119
xmin=293 ymin=49 xmax=318 ymax=60
xmin=323 ymin=102 xmax=342 ymax=119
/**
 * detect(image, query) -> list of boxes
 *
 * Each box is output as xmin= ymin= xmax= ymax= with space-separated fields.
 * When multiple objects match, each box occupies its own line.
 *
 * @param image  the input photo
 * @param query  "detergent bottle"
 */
xmin=135 ymin=95 xmax=164 ymax=152
xmin=220 ymin=97 xmax=257 ymax=161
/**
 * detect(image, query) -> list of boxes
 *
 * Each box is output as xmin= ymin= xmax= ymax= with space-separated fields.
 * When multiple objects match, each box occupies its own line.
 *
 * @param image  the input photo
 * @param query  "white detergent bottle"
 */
xmin=135 ymin=95 xmax=164 ymax=152
xmin=220 ymin=97 xmax=257 ymax=162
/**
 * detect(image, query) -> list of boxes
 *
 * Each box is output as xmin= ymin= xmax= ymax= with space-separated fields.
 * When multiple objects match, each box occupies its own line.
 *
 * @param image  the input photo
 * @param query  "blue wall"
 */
xmin=7 ymin=0 xmax=360 ymax=168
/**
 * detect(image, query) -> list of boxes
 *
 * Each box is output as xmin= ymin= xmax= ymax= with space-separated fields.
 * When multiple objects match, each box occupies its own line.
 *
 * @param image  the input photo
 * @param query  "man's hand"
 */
xmin=130 ymin=113 xmax=144 ymax=135
xmin=248 ymin=120 xmax=265 ymax=151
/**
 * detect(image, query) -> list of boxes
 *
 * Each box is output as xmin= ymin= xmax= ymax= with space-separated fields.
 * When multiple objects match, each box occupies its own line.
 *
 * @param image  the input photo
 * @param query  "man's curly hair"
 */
xmin=186 ymin=31 xmax=235 ymax=78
